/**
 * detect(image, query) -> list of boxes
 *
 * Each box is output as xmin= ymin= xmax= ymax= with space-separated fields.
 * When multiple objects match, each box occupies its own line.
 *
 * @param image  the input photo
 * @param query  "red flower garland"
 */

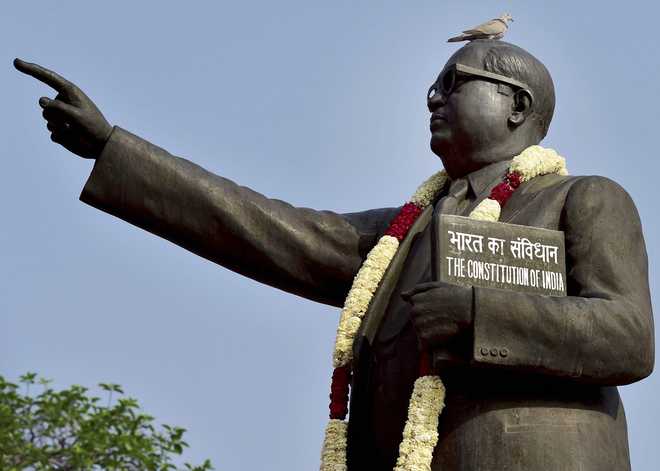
xmin=327 ymin=201 xmax=427 ymax=422
xmin=506 ymin=171 xmax=523 ymax=189
xmin=327 ymin=169 xmax=526 ymax=423
xmin=488 ymin=171 xmax=523 ymax=206
xmin=384 ymin=202 xmax=423 ymax=241
xmin=418 ymin=351 xmax=432 ymax=377
xmin=329 ymin=365 xmax=352 ymax=420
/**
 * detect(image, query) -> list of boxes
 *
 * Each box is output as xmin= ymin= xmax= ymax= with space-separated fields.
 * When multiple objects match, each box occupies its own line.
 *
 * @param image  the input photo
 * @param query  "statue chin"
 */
xmin=429 ymin=132 xmax=449 ymax=158
xmin=430 ymin=133 xmax=459 ymax=172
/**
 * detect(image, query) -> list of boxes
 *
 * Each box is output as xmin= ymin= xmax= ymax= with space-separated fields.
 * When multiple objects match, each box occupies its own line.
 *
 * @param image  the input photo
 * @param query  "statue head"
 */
xmin=428 ymin=40 xmax=555 ymax=178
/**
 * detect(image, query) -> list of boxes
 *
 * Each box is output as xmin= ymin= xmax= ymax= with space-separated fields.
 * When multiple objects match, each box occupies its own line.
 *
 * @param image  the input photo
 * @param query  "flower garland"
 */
xmin=319 ymin=145 xmax=567 ymax=471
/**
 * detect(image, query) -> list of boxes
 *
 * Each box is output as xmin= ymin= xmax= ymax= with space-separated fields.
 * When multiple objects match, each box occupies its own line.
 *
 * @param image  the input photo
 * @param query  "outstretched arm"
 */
xmin=81 ymin=127 xmax=397 ymax=306
xmin=14 ymin=59 xmax=398 ymax=307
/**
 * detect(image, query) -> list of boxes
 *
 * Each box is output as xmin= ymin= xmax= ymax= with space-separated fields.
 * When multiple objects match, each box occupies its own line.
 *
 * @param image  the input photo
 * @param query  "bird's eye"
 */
xmin=427 ymin=86 xmax=437 ymax=100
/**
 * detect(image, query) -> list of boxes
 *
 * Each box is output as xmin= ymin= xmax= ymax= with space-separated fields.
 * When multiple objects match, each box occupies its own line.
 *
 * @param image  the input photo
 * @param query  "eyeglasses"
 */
xmin=427 ymin=63 xmax=532 ymax=101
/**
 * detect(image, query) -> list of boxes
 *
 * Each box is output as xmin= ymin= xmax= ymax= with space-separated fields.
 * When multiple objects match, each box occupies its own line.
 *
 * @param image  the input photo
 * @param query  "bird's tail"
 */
xmin=447 ymin=35 xmax=466 ymax=43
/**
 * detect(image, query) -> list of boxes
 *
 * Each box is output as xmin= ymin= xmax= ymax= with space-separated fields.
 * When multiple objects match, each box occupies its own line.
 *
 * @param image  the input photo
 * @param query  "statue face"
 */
xmin=427 ymin=44 xmax=518 ymax=177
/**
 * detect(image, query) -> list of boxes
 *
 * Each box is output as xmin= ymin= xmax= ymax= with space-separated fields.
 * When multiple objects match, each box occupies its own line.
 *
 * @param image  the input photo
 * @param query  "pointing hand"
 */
xmin=14 ymin=58 xmax=112 ymax=159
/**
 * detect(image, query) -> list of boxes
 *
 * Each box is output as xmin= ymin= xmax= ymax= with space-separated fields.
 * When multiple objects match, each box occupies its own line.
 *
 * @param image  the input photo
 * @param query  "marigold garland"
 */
xmin=320 ymin=146 xmax=567 ymax=471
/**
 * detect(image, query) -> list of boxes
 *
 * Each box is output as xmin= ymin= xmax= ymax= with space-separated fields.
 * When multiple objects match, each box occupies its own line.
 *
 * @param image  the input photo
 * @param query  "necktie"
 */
xmin=431 ymin=178 xmax=468 ymax=280
xmin=435 ymin=177 xmax=469 ymax=217
xmin=374 ymin=178 xmax=470 ymax=343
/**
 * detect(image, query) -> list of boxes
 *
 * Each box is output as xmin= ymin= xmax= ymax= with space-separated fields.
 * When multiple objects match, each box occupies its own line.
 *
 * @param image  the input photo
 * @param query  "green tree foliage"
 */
xmin=0 ymin=373 xmax=213 ymax=470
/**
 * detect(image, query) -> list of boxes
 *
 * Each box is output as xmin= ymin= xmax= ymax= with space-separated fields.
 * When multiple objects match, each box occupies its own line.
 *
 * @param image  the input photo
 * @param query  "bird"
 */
xmin=447 ymin=13 xmax=513 ymax=43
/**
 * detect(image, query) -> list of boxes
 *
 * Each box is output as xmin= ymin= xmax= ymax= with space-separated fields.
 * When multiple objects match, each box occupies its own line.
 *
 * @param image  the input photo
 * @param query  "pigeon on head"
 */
xmin=447 ymin=13 xmax=514 ymax=43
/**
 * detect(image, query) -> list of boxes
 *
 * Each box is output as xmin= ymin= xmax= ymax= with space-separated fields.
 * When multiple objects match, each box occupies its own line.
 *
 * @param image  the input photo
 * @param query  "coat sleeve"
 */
xmin=79 ymin=126 xmax=398 ymax=307
xmin=470 ymin=176 xmax=654 ymax=385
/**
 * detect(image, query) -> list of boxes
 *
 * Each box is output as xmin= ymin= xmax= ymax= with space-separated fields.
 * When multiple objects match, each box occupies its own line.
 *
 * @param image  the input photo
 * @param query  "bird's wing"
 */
xmin=462 ymin=18 xmax=506 ymax=35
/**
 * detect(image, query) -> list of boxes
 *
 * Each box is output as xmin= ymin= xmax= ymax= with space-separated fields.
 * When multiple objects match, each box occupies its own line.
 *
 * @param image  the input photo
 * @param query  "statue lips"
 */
xmin=430 ymin=112 xmax=447 ymax=132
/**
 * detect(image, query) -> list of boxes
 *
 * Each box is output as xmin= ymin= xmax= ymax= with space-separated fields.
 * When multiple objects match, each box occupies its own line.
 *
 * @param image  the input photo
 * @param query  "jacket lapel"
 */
xmin=353 ymin=204 xmax=434 ymax=362
xmin=351 ymin=174 xmax=570 ymax=364
xmin=499 ymin=174 xmax=568 ymax=223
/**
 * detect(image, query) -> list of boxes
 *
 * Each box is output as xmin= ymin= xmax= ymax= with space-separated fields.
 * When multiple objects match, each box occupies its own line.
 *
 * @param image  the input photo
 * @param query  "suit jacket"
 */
xmin=80 ymin=127 xmax=654 ymax=471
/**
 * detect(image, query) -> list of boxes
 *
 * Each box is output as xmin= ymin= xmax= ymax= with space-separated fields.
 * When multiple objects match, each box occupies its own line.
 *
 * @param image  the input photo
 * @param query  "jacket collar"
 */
xmin=466 ymin=159 xmax=512 ymax=199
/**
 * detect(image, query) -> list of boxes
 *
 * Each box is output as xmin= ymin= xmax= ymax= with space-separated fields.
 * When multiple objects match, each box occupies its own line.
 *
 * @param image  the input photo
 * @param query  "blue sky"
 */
xmin=2 ymin=1 xmax=659 ymax=469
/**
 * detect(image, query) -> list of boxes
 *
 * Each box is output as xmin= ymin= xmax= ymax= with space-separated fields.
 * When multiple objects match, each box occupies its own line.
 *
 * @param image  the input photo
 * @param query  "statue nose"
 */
xmin=427 ymin=91 xmax=447 ymax=112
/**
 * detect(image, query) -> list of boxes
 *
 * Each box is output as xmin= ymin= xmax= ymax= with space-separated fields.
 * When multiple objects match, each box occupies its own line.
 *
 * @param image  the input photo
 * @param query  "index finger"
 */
xmin=14 ymin=58 xmax=75 ymax=93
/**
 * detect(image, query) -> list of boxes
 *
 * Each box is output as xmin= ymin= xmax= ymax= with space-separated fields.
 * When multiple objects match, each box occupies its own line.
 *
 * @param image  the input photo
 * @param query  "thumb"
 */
xmin=401 ymin=288 xmax=421 ymax=303
xmin=402 ymin=282 xmax=442 ymax=301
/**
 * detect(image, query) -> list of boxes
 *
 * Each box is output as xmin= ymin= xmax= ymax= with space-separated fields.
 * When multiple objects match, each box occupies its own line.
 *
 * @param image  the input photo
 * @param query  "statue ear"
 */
xmin=508 ymin=89 xmax=534 ymax=126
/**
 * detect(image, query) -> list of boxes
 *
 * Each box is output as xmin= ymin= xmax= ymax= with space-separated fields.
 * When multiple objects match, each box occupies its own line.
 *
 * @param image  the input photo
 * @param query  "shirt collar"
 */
xmin=466 ymin=159 xmax=512 ymax=199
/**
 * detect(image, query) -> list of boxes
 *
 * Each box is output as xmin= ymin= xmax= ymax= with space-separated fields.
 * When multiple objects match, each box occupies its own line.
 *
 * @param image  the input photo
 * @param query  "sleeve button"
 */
xmin=490 ymin=348 xmax=498 ymax=357
xmin=500 ymin=348 xmax=508 ymax=358
xmin=480 ymin=347 xmax=489 ymax=356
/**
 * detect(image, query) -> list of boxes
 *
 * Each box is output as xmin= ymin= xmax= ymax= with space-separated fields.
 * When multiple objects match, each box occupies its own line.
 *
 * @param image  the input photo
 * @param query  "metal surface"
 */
xmin=14 ymin=38 xmax=654 ymax=470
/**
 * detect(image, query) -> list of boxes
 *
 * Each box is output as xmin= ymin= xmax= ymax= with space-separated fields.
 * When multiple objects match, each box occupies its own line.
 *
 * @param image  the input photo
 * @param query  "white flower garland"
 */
xmin=320 ymin=146 xmax=567 ymax=471
xmin=468 ymin=197 xmax=502 ymax=222
xmin=320 ymin=419 xmax=348 ymax=471
xmin=510 ymin=145 xmax=568 ymax=181
xmin=469 ymin=145 xmax=568 ymax=222
xmin=333 ymin=171 xmax=449 ymax=368
xmin=394 ymin=376 xmax=446 ymax=471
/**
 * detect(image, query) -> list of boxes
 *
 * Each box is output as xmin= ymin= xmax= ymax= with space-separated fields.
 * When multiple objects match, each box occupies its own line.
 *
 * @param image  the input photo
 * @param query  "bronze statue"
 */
xmin=14 ymin=38 xmax=654 ymax=470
